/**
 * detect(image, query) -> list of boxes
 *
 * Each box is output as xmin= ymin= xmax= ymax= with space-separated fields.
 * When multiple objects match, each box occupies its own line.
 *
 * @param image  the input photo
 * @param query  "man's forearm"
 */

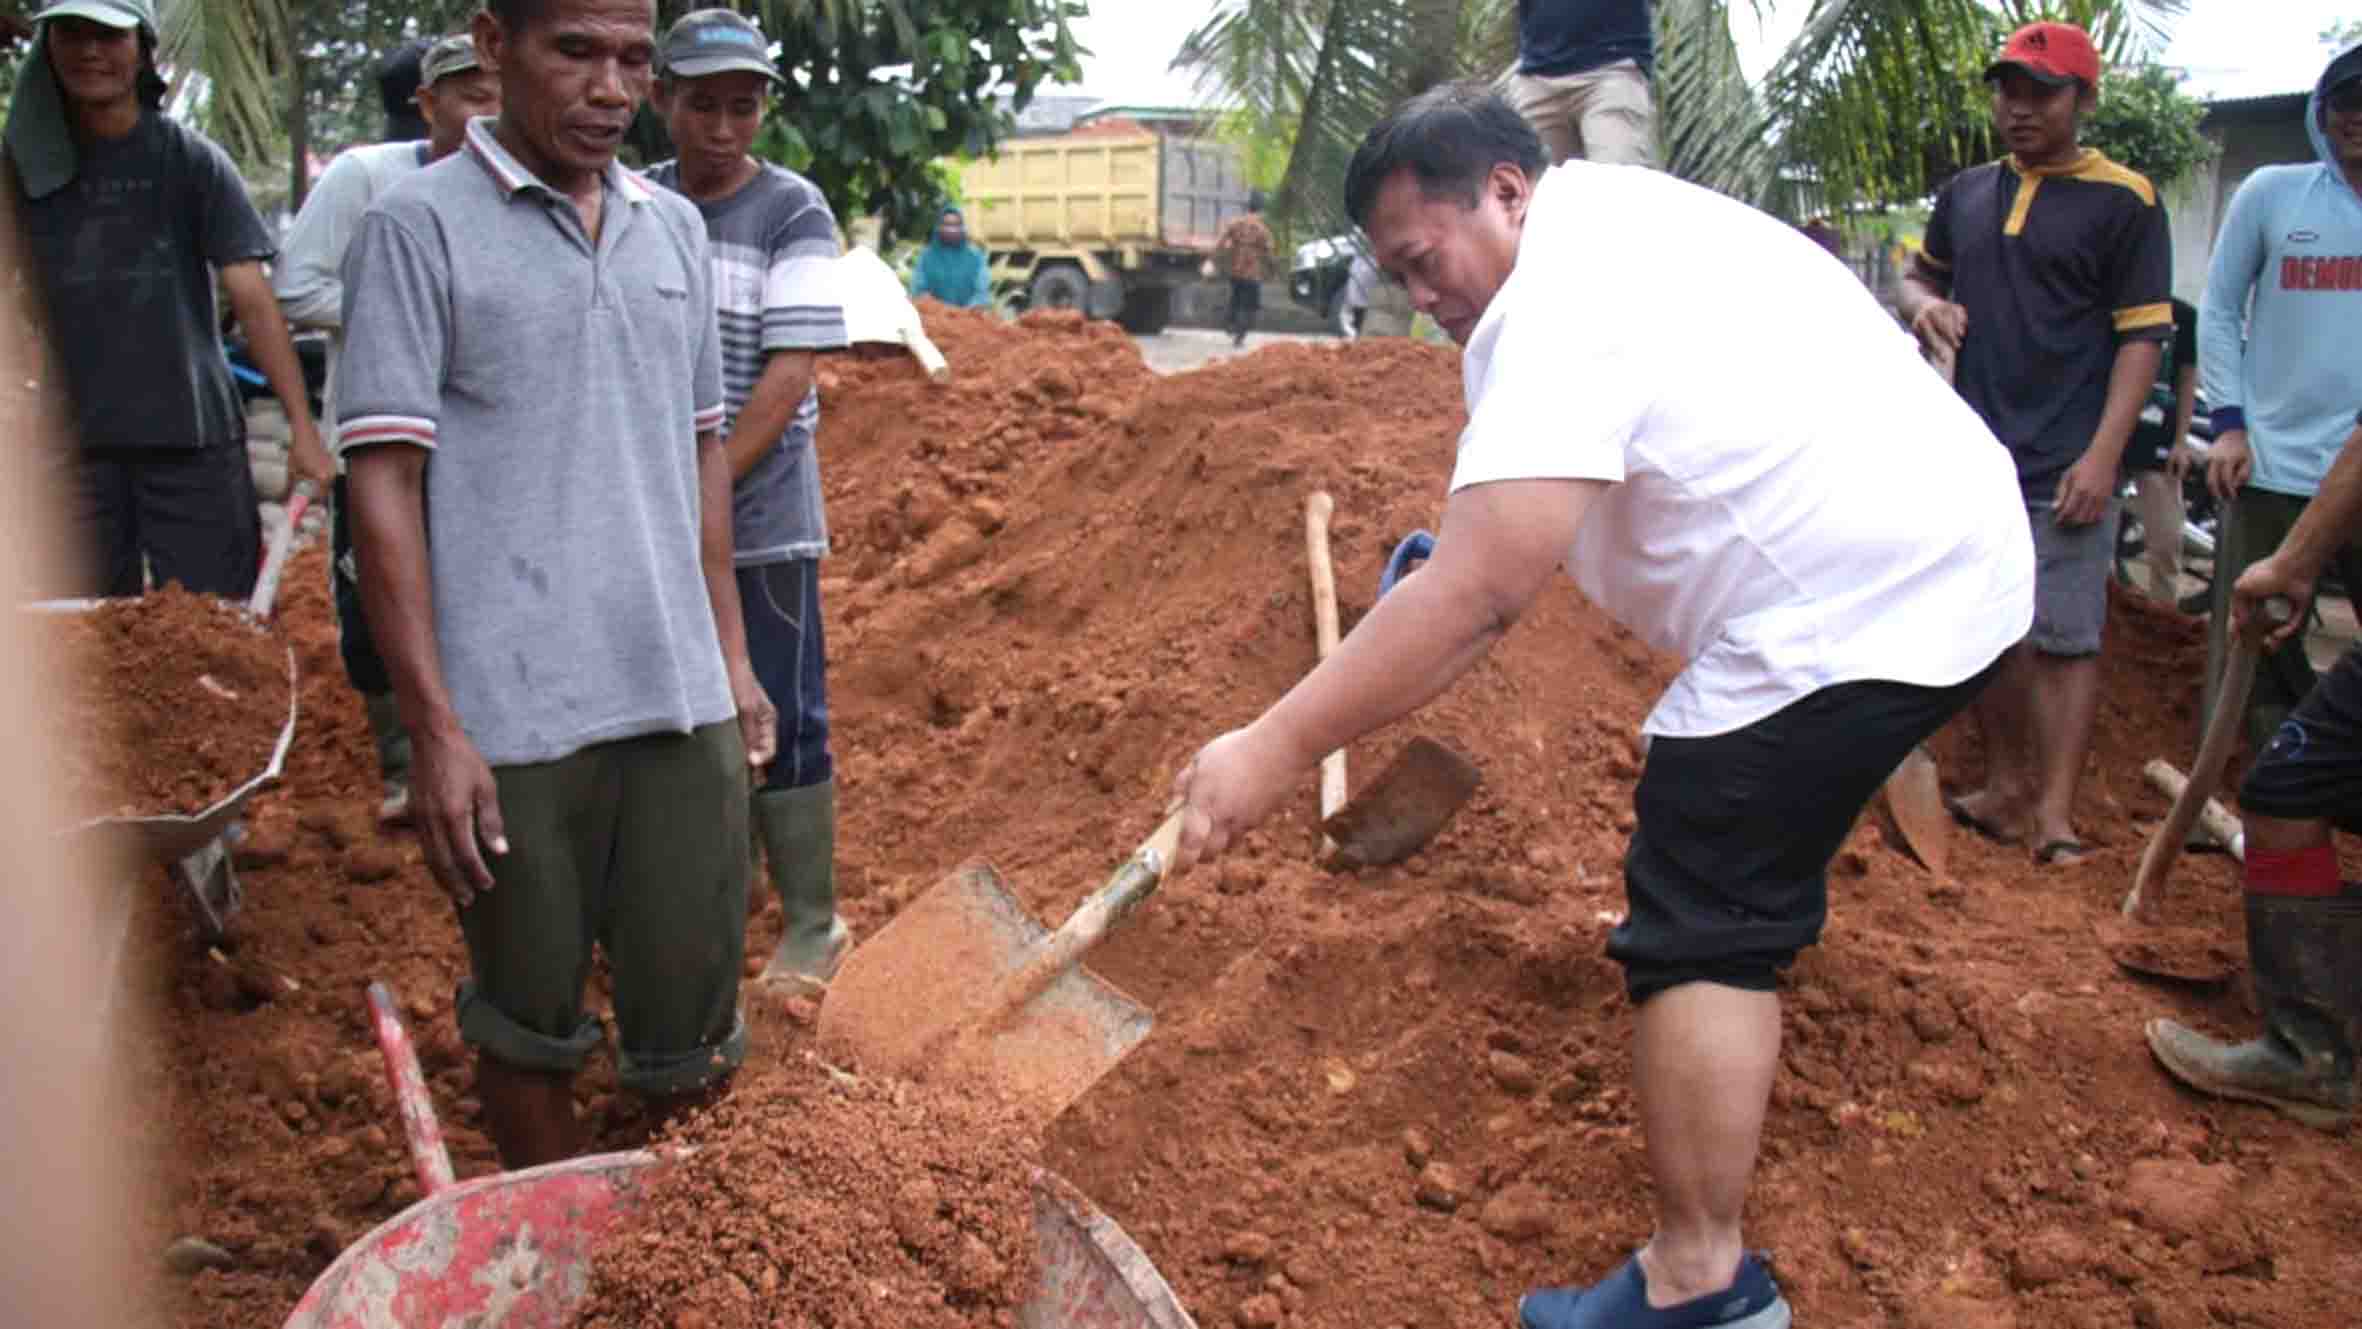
xmin=348 ymin=449 xmax=462 ymax=733
xmin=225 ymin=277 xmax=323 ymax=435
xmin=2087 ymin=338 xmax=2163 ymax=464
xmin=1895 ymin=271 xmax=1947 ymax=323
xmin=698 ymin=430 xmax=754 ymax=672
xmin=2279 ymin=424 xmax=2362 ymax=577
xmin=2170 ymin=369 xmax=2198 ymax=449
xmin=722 ymin=352 xmax=816 ymax=482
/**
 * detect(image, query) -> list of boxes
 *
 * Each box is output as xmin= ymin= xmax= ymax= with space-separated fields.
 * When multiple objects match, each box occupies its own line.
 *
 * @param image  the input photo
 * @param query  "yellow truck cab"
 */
xmin=961 ymin=108 xmax=1252 ymax=334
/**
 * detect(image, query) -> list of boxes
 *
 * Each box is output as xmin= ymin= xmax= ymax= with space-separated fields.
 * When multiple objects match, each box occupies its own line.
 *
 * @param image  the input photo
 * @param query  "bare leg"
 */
xmin=2133 ymin=471 xmax=2184 ymax=604
xmin=2248 ymin=811 xmax=2335 ymax=855
xmin=475 ymin=1054 xmax=580 ymax=1169
xmin=1954 ymin=642 xmax=2038 ymax=841
xmin=1632 ymin=983 xmax=1781 ymax=1306
xmin=2027 ymin=651 xmax=2103 ymax=854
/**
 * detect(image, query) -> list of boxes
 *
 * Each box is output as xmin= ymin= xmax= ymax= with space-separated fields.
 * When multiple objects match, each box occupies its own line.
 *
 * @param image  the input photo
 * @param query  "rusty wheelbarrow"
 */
xmin=285 ymin=983 xmax=1198 ymax=1329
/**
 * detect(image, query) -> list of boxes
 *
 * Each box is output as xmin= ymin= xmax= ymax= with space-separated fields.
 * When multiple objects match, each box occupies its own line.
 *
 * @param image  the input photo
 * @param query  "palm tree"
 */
xmin=1176 ymin=0 xmax=2188 ymax=233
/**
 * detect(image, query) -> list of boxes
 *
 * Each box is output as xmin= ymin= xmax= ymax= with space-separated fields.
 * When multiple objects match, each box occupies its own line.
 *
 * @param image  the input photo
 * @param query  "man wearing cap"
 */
xmin=2186 ymin=43 xmax=2362 ymax=758
xmin=6 ymin=0 xmax=333 ymax=598
xmin=336 ymin=0 xmax=777 ymax=1168
xmin=908 ymin=205 xmax=993 ymax=309
xmin=1899 ymin=21 xmax=2171 ymax=865
xmin=648 ymin=8 xmax=854 ymax=989
xmin=276 ymin=33 xmax=500 ymax=828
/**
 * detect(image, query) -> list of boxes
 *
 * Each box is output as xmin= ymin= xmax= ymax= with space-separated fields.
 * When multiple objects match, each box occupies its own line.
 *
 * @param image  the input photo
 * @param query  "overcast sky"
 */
xmin=1049 ymin=0 xmax=2356 ymax=108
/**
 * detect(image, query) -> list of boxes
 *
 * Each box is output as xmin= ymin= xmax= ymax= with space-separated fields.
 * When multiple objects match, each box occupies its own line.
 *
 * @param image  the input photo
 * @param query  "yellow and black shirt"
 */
xmin=1918 ymin=148 xmax=2172 ymax=502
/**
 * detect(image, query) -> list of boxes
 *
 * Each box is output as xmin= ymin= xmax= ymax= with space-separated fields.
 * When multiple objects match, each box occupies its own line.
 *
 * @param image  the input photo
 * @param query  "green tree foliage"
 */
xmin=636 ymin=0 xmax=1082 ymax=241
xmin=2326 ymin=18 xmax=2362 ymax=51
xmin=2081 ymin=60 xmax=2210 ymax=189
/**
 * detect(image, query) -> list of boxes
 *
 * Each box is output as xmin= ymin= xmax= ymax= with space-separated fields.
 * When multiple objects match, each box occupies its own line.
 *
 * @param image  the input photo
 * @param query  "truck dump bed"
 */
xmin=966 ymin=131 xmax=1249 ymax=254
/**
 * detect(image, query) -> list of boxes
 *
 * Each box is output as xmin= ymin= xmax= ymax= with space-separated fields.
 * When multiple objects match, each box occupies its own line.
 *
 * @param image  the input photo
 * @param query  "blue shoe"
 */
xmin=1518 ymin=1253 xmax=1791 ymax=1329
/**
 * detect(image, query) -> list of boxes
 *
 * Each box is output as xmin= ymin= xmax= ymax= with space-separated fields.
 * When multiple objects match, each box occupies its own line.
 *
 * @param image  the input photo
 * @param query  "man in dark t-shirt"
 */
xmin=1898 ymin=21 xmax=2171 ymax=865
xmin=6 ymin=0 xmax=331 ymax=599
xmin=1500 ymin=0 xmax=1656 ymax=167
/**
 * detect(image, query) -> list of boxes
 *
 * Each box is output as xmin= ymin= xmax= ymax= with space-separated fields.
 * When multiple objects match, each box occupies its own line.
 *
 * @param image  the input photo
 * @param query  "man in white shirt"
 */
xmin=1169 ymin=84 xmax=2033 ymax=1329
xmin=274 ymin=33 xmax=499 ymax=825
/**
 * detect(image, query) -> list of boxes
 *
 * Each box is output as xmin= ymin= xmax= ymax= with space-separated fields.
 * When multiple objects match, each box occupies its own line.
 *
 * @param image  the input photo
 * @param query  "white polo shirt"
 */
xmin=1451 ymin=163 xmax=2033 ymax=738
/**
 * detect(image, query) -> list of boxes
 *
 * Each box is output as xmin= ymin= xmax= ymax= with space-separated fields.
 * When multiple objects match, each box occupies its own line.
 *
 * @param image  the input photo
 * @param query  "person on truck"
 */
xmin=1213 ymin=190 xmax=1276 ymax=347
xmin=1500 ymin=0 xmax=1658 ymax=168
xmin=908 ymin=205 xmax=992 ymax=310
xmin=1167 ymin=82 xmax=2029 ymax=1329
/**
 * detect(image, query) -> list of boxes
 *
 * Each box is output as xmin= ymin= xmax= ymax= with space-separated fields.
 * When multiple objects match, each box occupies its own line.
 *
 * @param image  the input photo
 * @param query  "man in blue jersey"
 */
xmin=2192 ymin=43 xmax=2362 ymax=752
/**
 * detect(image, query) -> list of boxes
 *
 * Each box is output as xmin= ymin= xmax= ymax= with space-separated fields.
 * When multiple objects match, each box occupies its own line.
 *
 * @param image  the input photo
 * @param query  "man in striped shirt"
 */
xmin=650 ymin=7 xmax=853 ymax=989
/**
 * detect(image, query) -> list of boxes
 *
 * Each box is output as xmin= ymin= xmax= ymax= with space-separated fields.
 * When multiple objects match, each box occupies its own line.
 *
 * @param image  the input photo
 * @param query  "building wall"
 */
xmin=2169 ymin=116 xmax=2317 ymax=303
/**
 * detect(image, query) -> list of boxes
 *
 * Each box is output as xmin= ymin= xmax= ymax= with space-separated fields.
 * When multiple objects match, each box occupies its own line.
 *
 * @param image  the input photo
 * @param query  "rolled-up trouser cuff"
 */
xmin=454 ymin=978 xmax=602 ymax=1074
xmin=617 ymin=1010 xmax=749 ymax=1096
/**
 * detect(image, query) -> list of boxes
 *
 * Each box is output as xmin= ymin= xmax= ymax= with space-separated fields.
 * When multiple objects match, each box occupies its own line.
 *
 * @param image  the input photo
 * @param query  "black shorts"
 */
xmin=2239 ymin=644 xmax=2362 ymax=835
xmin=1608 ymin=661 xmax=2000 ymax=1003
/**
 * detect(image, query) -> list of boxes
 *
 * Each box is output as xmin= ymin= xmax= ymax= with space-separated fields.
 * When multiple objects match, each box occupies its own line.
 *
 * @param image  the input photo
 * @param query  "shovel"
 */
xmin=1880 ymin=745 xmax=1950 ymax=875
xmin=816 ymin=814 xmax=1182 ymax=1127
xmin=1310 ymin=525 xmax=1483 ymax=868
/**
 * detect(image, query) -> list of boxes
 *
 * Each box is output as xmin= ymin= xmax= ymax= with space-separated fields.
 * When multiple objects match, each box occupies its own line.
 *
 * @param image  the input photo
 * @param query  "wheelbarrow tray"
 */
xmin=285 ymin=1149 xmax=1197 ymax=1329
xmin=28 ymin=597 xmax=300 ymax=866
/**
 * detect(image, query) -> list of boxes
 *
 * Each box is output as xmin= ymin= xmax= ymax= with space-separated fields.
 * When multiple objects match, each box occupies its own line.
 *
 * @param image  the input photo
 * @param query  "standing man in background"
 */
xmin=1499 ymin=0 xmax=1657 ymax=167
xmin=2124 ymin=295 xmax=2198 ymax=606
xmin=337 ymin=0 xmax=775 ymax=1166
xmin=375 ymin=37 xmax=432 ymax=143
xmin=2194 ymin=43 xmax=2362 ymax=749
xmin=6 ymin=0 xmax=332 ymax=598
xmin=1898 ymin=21 xmax=2171 ymax=867
xmin=276 ymin=32 xmax=500 ymax=826
xmin=1211 ymin=190 xmax=1275 ymax=347
xmin=907 ymin=205 xmax=993 ymax=309
xmin=650 ymin=7 xmax=854 ymax=988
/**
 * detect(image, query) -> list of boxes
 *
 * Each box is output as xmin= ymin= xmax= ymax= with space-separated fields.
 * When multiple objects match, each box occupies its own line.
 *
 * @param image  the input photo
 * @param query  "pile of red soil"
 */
xmin=573 ymin=1057 xmax=1039 ymax=1329
xmin=43 ymin=586 xmax=290 ymax=819
xmin=132 ymin=311 xmax=2362 ymax=1329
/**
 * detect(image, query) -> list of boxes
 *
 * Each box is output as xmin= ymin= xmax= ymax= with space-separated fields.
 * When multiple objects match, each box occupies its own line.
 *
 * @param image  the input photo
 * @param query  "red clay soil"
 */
xmin=42 ymin=586 xmax=290 ymax=819
xmin=572 ymin=1057 xmax=1040 ymax=1329
xmin=130 ymin=308 xmax=2362 ymax=1329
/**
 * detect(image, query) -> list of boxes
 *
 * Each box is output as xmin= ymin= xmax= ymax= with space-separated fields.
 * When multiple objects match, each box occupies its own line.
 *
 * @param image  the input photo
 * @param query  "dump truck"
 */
xmin=961 ymin=128 xmax=1252 ymax=334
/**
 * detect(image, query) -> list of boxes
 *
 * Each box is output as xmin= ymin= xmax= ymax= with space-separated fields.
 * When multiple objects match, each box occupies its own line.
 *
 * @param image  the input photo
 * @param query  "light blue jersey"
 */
xmin=2198 ymin=44 xmax=2362 ymax=498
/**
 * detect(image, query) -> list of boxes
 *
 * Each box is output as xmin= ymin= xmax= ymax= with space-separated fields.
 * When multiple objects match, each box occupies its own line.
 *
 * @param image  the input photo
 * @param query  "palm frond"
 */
xmin=157 ymin=0 xmax=291 ymax=167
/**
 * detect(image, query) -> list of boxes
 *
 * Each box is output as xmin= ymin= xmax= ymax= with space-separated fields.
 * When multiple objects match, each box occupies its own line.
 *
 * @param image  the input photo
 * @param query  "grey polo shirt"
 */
xmin=335 ymin=117 xmax=733 ymax=767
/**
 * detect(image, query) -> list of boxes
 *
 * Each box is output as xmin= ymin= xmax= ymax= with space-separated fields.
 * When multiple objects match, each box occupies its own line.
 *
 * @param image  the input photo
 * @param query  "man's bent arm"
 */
xmin=221 ymin=262 xmax=332 ymax=487
xmin=273 ymin=151 xmax=371 ymax=329
xmin=721 ymin=351 xmax=816 ymax=483
xmin=1251 ymin=477 xmax=1603 ymax=769
xmin=2087 ymin=339 xmax=2163 ymax=467
xmin=1895 ymin=264 xmax=1951 ymax=325
xmin=2274 ymin=422 xmax=2362 ymax=580
xmin=347 ymin=445 xmax=462 ymax=736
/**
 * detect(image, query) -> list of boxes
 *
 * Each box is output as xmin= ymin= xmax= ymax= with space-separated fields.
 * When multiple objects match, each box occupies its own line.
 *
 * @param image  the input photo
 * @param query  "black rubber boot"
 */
xmin=2147 ymin=890 xmax=2362 ymax=1130
xmin=754 ymin=780 xmax=849 ymax=990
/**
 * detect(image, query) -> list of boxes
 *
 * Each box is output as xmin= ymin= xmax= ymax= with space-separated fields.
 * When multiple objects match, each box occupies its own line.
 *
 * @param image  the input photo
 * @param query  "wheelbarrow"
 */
xmin=285 ymin=983 xmax=1199 ymax=1329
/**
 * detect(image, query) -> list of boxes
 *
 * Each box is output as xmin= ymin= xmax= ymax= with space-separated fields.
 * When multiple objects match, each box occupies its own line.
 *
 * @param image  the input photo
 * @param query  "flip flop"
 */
xmin=2035 ymin=839 xmax=2091 ymax=867
xmin=1943 ymin=793 xmax=2021 ymax=846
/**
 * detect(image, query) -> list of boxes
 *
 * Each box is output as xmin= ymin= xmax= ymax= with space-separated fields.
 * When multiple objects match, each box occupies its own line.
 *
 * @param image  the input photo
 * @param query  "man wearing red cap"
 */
xmin=1899 ymin=20 xmax=2172 ymax=866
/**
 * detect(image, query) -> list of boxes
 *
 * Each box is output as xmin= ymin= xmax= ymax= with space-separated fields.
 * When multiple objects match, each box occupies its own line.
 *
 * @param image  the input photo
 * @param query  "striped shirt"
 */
xmin=647 ymin=160 xmax=847 ymax=564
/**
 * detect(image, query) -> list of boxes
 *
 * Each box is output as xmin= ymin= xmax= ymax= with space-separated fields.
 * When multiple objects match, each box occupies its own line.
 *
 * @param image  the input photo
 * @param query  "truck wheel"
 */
xmin=1117 ymin=287 xmax=1174 ymax=335
xmin=1028 ymin=265 xmax=1088 ymax=315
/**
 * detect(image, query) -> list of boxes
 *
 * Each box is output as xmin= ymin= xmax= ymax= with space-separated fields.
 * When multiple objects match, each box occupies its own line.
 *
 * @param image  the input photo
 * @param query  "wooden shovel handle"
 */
xmin=975 ymin=812 xmax=1184 ymax=1033
xmin=1305 ymin=492 xmax=1346 ymax=843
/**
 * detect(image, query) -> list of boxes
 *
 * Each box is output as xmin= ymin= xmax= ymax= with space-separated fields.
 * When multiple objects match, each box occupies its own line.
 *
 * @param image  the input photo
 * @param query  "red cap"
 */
xmin=1986 ymin=21 xmax=2101 ymax=90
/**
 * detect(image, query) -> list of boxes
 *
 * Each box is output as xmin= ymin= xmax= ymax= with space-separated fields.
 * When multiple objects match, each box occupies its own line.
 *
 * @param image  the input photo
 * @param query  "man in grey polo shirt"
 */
xmin=336 ymin=0 xmax=777 ymax=1168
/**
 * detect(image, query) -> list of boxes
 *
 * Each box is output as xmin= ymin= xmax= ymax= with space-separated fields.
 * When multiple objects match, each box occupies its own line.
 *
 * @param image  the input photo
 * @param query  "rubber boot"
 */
xmin=755 ymin=780 xmax=850 ymax=989
xmin=2147 ymin=891 xmax=2362 ymax=1129
xmin=363 ymin=692 xmax=414 ymax=826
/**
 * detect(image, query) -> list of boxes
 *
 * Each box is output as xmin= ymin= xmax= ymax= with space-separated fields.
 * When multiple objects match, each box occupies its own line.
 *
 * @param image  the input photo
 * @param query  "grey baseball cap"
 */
xmin=659 ymin=8 xmax=782 ymax=84
xmin=36 ymin=0 xmax=155 ymax=29
xmin=419 ymin=33 xmax=481 ymax=88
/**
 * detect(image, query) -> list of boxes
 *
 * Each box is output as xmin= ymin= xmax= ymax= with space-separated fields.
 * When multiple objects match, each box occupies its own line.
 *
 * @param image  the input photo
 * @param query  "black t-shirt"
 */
xmin=1918 ymin=150 xmax=2172 ymax=502
xmin=1517 ymin=0 xmax=1653 ymax=77
xmin=2125 ymin=296 xmax=2200 ymax=471
xmin=17 ymin=112 xmax=275 ymax=454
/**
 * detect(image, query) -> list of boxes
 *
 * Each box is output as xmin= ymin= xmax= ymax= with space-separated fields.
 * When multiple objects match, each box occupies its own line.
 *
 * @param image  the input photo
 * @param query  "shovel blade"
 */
xmin=817 ymin=863 xmax=1153 ymax=1124
xmin=1881 ymin=745 xmax=1949 ymax=876
xmin=2094 ymin=916 xmax=2240 ymax=986
xmin=1322 ymin=736 xmax=1482 ymax=868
